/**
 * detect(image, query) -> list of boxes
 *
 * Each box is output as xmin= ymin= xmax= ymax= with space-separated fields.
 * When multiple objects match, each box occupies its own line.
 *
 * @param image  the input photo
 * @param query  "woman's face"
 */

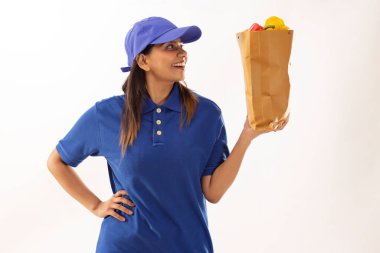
xmin=142 ymin=38 xmax=188 ymax=83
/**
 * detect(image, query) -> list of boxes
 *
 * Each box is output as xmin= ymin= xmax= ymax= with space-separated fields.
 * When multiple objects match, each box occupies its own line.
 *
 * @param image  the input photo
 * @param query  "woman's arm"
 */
xmin=202 ymin=129 xmax=253 ymax=203
xmin=47 ymin=148 xmax=103 ymax=213
xmin=47 ymin=148 xmax=135 ymax=221
xmin=202 ymin=114 xmax=289 ymax=203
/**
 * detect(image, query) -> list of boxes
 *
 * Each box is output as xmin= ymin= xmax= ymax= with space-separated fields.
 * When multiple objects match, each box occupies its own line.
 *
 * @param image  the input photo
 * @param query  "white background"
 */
xmin=0 ymin=0 xmax=379 ymax=252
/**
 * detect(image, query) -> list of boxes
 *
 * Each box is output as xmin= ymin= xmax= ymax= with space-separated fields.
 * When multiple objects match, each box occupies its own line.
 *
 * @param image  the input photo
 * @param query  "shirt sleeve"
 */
xmin=55 ymin=102 xmax=102 ymax=168
xmin=202 ymin=113 xmax=230 ymax=176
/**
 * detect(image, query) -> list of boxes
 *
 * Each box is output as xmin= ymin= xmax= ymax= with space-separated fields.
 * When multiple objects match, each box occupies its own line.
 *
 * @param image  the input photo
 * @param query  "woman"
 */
xmin=47 ymin=16 xmax=289 ymax=253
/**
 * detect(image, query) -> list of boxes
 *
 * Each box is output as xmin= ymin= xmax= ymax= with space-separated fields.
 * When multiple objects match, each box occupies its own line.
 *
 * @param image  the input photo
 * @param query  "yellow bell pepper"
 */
xmin=264 ymin=16 xmax=289 ymax=30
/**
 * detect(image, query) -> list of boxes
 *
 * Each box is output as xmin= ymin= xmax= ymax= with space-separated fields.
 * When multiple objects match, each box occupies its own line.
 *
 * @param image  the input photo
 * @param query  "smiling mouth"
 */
xmin=172 ymin=60 xmax=186 ymax=69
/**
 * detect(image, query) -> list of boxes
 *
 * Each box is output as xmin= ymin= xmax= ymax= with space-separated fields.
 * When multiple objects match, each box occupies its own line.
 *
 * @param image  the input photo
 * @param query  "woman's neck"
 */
xmin=145 ymin=81 xmax=174 ymax=105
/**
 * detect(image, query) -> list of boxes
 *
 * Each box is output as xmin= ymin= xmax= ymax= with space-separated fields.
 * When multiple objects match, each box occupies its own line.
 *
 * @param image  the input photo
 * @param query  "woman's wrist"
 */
xmin=240 ymin=129 xmax=257 ymax=145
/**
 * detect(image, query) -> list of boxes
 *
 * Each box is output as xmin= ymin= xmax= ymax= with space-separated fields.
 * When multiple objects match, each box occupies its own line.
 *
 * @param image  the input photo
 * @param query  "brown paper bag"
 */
xmin=236 ymin=29 xmax=293 ymax=131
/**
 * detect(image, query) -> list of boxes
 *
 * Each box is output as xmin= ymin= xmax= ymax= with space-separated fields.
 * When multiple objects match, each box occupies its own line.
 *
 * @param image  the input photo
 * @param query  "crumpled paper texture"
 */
xmin=236 ymin=29 xmax=293 ymax=131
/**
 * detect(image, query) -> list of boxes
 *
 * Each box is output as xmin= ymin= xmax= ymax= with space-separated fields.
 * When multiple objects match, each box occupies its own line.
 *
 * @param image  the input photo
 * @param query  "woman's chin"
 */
xmin=173 ymin=74 xmax=185 ymax=82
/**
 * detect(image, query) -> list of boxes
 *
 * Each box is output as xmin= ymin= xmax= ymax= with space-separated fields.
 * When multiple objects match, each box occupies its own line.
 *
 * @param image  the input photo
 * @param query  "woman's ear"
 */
xmin=136 ymin=54 xmax=150 ymax=71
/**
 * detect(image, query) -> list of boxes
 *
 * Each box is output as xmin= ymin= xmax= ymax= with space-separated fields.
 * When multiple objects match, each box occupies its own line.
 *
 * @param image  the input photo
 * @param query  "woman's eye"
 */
xmin=167 ymin=44 xmax=184 ymax=49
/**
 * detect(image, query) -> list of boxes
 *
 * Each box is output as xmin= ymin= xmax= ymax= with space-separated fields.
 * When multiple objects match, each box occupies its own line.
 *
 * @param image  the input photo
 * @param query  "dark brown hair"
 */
xmin=119 ymin=44 xmax=199 ymax=158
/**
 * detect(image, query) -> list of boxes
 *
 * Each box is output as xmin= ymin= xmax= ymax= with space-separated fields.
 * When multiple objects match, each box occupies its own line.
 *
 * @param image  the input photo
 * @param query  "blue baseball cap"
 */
xmin=120 ymin=17 xmax=202 ymax=72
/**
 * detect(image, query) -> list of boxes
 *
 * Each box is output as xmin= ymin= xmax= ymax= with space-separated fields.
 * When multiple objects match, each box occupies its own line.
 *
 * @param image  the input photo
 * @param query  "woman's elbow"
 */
xmin=205 ymin=193 xmax=221 ymax=204
xmin=47 ymin=148 xmax=63 ymax=172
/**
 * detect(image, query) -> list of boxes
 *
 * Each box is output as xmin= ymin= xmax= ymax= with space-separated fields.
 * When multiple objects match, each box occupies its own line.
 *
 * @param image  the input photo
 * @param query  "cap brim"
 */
xmin=121 ymin=66 xmax=131 ymax=72
xmin=150 ymin=26 xmax=202 ymax=44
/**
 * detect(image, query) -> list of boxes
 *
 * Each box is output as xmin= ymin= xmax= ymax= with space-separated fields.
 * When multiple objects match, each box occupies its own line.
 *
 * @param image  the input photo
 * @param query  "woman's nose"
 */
xmin=178 ymin=48 xmax=187 ymax=58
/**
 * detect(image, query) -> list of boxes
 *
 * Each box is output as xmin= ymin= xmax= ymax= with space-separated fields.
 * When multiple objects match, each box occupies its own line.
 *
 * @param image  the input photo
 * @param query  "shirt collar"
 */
xmin=142 ymin=83 xmax=181 ymax=114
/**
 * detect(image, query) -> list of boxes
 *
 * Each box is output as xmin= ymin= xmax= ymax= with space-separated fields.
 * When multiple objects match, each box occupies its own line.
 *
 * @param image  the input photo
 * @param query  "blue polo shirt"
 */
xmin=56 ymin=83 xmax=230 ymax=253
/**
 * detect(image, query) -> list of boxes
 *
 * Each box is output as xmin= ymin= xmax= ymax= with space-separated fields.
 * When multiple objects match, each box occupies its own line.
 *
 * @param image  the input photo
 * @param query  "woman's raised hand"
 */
xmin=243 ymin=113 xmax=290 ymax=141
xmin=92 ymin=189 xmax=135 ymax=222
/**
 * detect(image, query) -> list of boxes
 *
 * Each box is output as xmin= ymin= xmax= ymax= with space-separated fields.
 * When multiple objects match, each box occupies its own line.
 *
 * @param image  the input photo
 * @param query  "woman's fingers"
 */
xmin=277 ymin=122 xmax=284 ymax=130
xmin=113 ymin=189 xmax=135 ymax=207
xmin=115 ymin=196 xmax=135 ymax=207
xmin=103 ymin=189 xmax=136 ymax=222
xmin=109 ymin=210 xmax=127 ymax=222
xmin=112 ymin=203 xmax=134 ymax=216
xmin=277 ymin=117 xmax=289 ymax=131
xmin=114 ymin=189 xmax=129 ymax=197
